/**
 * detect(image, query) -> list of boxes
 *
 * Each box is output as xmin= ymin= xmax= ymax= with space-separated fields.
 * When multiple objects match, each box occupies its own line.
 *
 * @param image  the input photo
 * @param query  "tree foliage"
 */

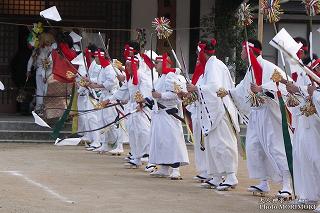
xmin=200 ymin=0 xmax=257 ymax=83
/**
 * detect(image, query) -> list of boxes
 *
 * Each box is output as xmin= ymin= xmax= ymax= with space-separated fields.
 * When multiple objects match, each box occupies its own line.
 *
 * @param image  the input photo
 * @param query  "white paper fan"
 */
xmin=0 ymin=80 xmax=4 ymax=90
xmin=71 ymin=53 xmax=85 ymax=66
xmin=40 ymin=6 xmax=62 ymax=22
xmin=55 ymin=138 xmax=82 ymax=146
xmin=269 ymin=28 xmax=302 ymax=59
xmin=69 ymin=31 xmax=82 ymax=43
xmin=32 ymin=111 xmax=51 ymax=128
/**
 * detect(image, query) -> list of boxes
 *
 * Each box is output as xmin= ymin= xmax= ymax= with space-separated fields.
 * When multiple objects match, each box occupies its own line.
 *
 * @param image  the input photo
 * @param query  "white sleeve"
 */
xmin=102 ymin=66 xmax=117 ymax=90
xmin=161 ymin=72 xmax=184 ymax=101
xmin=229 ymin=69 xmax=251 ymax=115
xmin=138 ymin=71 xmax=152 ymax=98
xmin=313 ymin=90 xmax=320 ymax=114
xmin=161 ymin=91 xmax=178 ymax=100
xmin=110 ymin=82 xmax=129 ymax=101
xmin=27 ymin=55 xmax=34 ymax=72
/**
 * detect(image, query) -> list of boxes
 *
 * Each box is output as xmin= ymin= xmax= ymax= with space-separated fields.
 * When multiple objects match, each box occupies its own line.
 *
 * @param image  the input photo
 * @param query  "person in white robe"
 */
xmin=83 ymin=47 xmax=104 ymax=150
xmin=285 ymin=38 xmax=313 ymax=131
xmin=75 ymin=65 xmax=88 ymax=134
xmin=186 ymin=39 xmax=240 ymax=191
xmin=187 ymin=41 xmax=209 ymax=182
xmin=225 ymin=39 xmax=292 ymax=197
xmin=313 ymin=87 xmax=320 ymax=213
xmin=88 ymin=50 xmax=120 ymax=153
xmin=102 ymin=45 xmax=152 ymax=168
xmin=148 ymin=53 xmax=189 ymax=179
xmin=284 ymin=59 xmax=320 ymax=205
xmin=27 ymin=33 xmax=55 ymax=114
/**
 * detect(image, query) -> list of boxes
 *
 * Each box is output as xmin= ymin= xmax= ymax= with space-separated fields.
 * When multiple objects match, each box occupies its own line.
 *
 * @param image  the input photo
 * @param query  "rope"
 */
xmin=0 ymin=21 xmax=209 ymax=32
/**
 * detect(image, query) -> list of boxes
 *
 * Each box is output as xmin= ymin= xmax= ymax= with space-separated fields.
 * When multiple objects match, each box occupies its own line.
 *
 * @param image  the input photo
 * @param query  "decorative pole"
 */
xmin=302 ymin=0 xmax=320 ymax=61
xmin=261 ymin=0 xmax=295 ymax=195
xmin=258 ymin=0 xmax=264 ymax=43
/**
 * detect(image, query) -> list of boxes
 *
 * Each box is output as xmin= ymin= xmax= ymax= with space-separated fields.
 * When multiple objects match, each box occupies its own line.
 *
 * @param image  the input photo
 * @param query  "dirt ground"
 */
xmin=0 ymin=144 xmax=314 ymax=213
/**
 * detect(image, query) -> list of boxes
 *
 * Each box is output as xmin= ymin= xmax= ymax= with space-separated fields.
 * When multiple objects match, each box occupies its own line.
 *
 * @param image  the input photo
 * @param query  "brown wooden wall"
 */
xmin=0 ymin=0 xmax=131 ymax=113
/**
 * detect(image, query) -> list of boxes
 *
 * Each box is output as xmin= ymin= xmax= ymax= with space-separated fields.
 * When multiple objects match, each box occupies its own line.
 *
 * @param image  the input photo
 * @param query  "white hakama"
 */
xmin=149 ymin=73 xmax=189 ymax=166
xmin=194 ymin=56 xmax=239 ymax=177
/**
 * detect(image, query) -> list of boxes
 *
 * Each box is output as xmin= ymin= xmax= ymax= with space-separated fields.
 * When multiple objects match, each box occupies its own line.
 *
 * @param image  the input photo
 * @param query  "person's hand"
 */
xmin=101 ymin=99 xmax=110 ymax=107
xmin=286 ymin=82 xmax=299 ymax=94
xmin=136 ymin=104 xmax=143 ymax=111
xmin=117 ymin=74 xmax=126 ymax=82
xmin=26 ymin=71 xmax=31 ymax=79
xmin=187 ymin=83 xmax=197 ymax=92
xmin=113 ymin=59 xmax=124 ymax=70
xmin=250 ymin=83 xmax=262 ymax=94
xmin=307 ymin=84 xmax=317 ymax=96
xmin=120 ymin=100 xmax=129 ymax=104
xmin=280 ymin=78 xmax=290 ymax=85
xmin=87 ymin=82 xmax=93 ymax=88
xmin=152 ymin=91 xmax=161 ymax=99
xmin=137 ymin=98 xmax=146 ymax=104
xmin=89 ymin=82 xmax=101 ymax=89
xmin=43 ymin=78 xmax=47 ymax=83
xmin=177 ymin=91 xmax=188 ymax=99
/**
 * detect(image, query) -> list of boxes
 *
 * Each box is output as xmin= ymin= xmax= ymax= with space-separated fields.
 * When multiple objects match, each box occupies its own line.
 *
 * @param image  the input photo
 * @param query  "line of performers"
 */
xmin=29 ymin=31 xmax=320 ymax=211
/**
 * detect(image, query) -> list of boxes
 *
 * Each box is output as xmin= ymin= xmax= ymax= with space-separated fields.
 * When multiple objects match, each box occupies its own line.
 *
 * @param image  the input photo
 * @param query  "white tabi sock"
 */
xmin=281 ymin=170 xmax=292 ymax=193
xmin=224 ymin=173 xmax=238 ymax=185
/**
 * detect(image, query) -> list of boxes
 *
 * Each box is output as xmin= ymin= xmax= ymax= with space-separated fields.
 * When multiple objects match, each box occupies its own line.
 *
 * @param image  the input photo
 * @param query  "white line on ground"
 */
xmin=0 ymin=170 xmax=74 ymax=204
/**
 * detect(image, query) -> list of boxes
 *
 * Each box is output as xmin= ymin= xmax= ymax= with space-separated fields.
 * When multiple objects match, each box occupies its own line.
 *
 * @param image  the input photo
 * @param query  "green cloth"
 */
xmin=278 ymin=94 xmax=293 ymax=179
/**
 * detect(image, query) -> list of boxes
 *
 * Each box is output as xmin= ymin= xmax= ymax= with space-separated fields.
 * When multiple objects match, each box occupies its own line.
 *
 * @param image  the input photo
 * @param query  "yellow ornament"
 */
xmin=271 ymin=69 xmax=283 ymax=83
xmin=300 ymin=100 xmax=317 ymax=117
xmin=134 ymin=91 xmax=144 ymax=103
xmin=217 ymin=88 xmax=228 ymax=98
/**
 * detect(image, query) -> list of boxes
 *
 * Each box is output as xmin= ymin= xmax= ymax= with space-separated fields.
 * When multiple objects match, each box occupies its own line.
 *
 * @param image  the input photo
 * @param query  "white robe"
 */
xmin=286 ymin=60 xmax=311 ymax=129
xmin=27 ymin=47 xmax=53 ymax=109
xmin=97 ymin=64 xmax=120 ymax=146
xmin=290 ymin=71 xmax=320 ymax=201
xmin=76 ymin=65 xmax=87 ymax=133
xmin=314 ymin=90 xmax=320 ymax=114
xmin=82 ymin=61 xmax=103 ymax=147
xmin=187 ymin=103 xmax=208 ymax=177
xmin=230 ymin=55 xmax=290 ymax=182
xmin=149 ymin=72 xmax=189 ymax=166
xmin=194 ymin=56 xmax=239 ymax=177
xmin=111 ymin=68 xmax=152 ymax=159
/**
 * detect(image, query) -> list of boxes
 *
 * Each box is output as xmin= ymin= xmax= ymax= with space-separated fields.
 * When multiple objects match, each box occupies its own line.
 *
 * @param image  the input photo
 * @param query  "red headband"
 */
xmin=162 ymin=53 xmax=175 ymax=74
xmin=85 ymin=48 xmax=92 ymax=68
xmin=311 ymin=59 xmax=320 ymax=70
xmin=242 ymin=41 xmax=263 ymax=85
xmin=97 ymin=49 xmax=110 ymax=68
xmin=94 ymin=50 xmax=105 ymax=57
xmin=124 ymin=44 xmax=137 ymax=59
xmin=242 ymin=41 xmax=262 ymax=55
xmin=125 ymin=56 xmax=139 ymax=85
xmin=198 ymin=43 xmax=206 ymax=51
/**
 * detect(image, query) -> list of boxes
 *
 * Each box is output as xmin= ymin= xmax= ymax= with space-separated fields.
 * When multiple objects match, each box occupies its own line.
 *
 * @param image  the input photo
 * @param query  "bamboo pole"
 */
xmin=257 ymin=0 xmax=264 ymax=43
